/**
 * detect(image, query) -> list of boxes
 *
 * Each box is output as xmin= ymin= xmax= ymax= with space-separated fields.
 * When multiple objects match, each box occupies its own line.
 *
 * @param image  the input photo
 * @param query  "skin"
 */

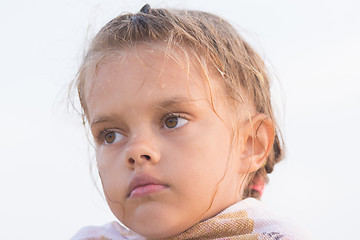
xmin=86 ymin=45 xmax=273 ymax=239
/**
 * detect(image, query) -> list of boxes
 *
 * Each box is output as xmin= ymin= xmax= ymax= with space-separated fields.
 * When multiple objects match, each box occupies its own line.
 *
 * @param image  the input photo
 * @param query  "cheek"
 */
xmin=96 ymin=147 xmax=128 ymax=199
xmin=162 ymin=125 xmax=232 ymax=190
xmin=96 ymin=148 xmax=129 ymax=221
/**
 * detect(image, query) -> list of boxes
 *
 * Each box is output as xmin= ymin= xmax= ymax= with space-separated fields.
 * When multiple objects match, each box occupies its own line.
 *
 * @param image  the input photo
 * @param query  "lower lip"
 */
xmin=129 ymin=184 xmax=167 ymax=198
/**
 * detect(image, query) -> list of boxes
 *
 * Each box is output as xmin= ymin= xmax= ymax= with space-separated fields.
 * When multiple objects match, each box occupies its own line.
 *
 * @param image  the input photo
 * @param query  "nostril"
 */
xmin=127 ymin=155 xmax=153 ymax=167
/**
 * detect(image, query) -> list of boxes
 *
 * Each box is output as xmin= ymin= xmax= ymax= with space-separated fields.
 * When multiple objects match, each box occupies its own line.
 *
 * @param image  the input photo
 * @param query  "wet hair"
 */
xmin=74 ymin=4 xmax=284 ymax=199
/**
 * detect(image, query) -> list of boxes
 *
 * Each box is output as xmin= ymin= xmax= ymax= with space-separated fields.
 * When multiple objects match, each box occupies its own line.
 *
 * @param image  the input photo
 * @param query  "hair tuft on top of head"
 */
xmin=140 ymin=4 xmax=151 ymax=14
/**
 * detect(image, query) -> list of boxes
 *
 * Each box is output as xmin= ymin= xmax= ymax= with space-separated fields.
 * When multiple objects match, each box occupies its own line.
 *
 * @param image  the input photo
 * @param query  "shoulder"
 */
xmin=70 ymin=221 xmax=145 ymax=240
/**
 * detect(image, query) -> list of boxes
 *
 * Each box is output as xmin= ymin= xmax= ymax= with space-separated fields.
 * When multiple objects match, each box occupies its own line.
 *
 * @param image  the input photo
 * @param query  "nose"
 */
xmin=125 ymin=135 xmax=160 ymax=169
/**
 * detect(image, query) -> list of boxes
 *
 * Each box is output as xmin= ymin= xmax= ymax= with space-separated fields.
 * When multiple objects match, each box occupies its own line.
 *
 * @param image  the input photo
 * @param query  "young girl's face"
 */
xmin=86 ymin=45 xmax=247 ymax=238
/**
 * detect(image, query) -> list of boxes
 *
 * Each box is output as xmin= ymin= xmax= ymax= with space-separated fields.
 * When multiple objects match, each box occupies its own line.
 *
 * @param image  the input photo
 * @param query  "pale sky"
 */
xmin=0 ymin=0 xmax=359 ymax=239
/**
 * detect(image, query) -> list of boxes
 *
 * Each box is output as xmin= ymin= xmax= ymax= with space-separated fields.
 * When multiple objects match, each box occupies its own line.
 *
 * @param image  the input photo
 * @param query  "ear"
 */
xmin=237 ymin=113 xmax=275 ymax=174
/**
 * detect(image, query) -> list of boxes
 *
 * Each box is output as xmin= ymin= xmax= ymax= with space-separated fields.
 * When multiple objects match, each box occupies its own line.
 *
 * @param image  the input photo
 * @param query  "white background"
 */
xmin=1 ymin=0 xmax=359 ymax=239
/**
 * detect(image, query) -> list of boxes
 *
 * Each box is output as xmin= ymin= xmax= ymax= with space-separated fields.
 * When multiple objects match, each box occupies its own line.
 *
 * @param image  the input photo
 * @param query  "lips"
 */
xmin=128 ymin=174 xmax=168 ymax=198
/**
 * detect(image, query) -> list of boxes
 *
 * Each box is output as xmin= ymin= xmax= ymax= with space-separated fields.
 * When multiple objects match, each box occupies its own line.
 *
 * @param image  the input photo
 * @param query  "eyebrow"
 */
xmin=90 ymin=97 xmax=200 ymax=128
xmin=90 ymin=114 xmax=121 ymax=128
xmin=156 ymin=97 xmax=198 ymax=109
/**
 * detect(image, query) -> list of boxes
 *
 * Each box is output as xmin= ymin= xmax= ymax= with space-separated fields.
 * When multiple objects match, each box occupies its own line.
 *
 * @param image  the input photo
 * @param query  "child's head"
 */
xmin=75 ymin=4 xmax=283 ymax=238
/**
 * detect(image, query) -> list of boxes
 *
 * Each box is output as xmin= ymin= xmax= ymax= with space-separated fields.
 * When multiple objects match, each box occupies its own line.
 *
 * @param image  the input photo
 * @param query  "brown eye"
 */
xmin=163 ymin=115 xmax=188 ymax=129
xmin=165 ymin=116 xmax=178 ymax=128
xmin=104 ymin=132 xmax=116 ymax=144
xmin=103 ymin=131 xmax=124 ymax=144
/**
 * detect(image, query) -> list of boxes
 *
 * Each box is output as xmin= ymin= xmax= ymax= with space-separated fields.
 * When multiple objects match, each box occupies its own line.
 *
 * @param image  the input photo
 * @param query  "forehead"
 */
xmin=85 ymin=44 xmax=222 ymax=121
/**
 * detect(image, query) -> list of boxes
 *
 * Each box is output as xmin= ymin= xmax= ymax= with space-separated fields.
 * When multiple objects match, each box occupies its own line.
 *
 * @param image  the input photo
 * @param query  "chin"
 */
xmin=121 ymin=204 xmax=195 ymax=239
xmin=126 ymin=218 xmax=187 ymax=239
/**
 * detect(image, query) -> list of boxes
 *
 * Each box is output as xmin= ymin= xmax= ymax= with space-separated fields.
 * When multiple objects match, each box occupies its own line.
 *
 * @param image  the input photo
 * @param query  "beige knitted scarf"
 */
xmin=164 ymin=210 xmax=257 ymax=240
xmin=71 ymin=199 xmax=297 ymax=240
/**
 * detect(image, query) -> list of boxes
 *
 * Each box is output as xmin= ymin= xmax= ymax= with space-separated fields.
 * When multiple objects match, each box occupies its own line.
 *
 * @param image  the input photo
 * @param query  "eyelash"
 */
xmin=95 ymin=112 xmax=190 ymax=145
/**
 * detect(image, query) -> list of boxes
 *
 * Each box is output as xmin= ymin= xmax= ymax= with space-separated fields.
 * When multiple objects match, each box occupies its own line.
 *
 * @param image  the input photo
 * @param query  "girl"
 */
xmin=71 ymin=4 xmax=304 ymax=240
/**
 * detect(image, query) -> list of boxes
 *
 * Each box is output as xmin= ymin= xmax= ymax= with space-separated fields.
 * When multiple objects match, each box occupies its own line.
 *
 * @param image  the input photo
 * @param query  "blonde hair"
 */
xmin=74 ymin=4 xmax=284 ymax=199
